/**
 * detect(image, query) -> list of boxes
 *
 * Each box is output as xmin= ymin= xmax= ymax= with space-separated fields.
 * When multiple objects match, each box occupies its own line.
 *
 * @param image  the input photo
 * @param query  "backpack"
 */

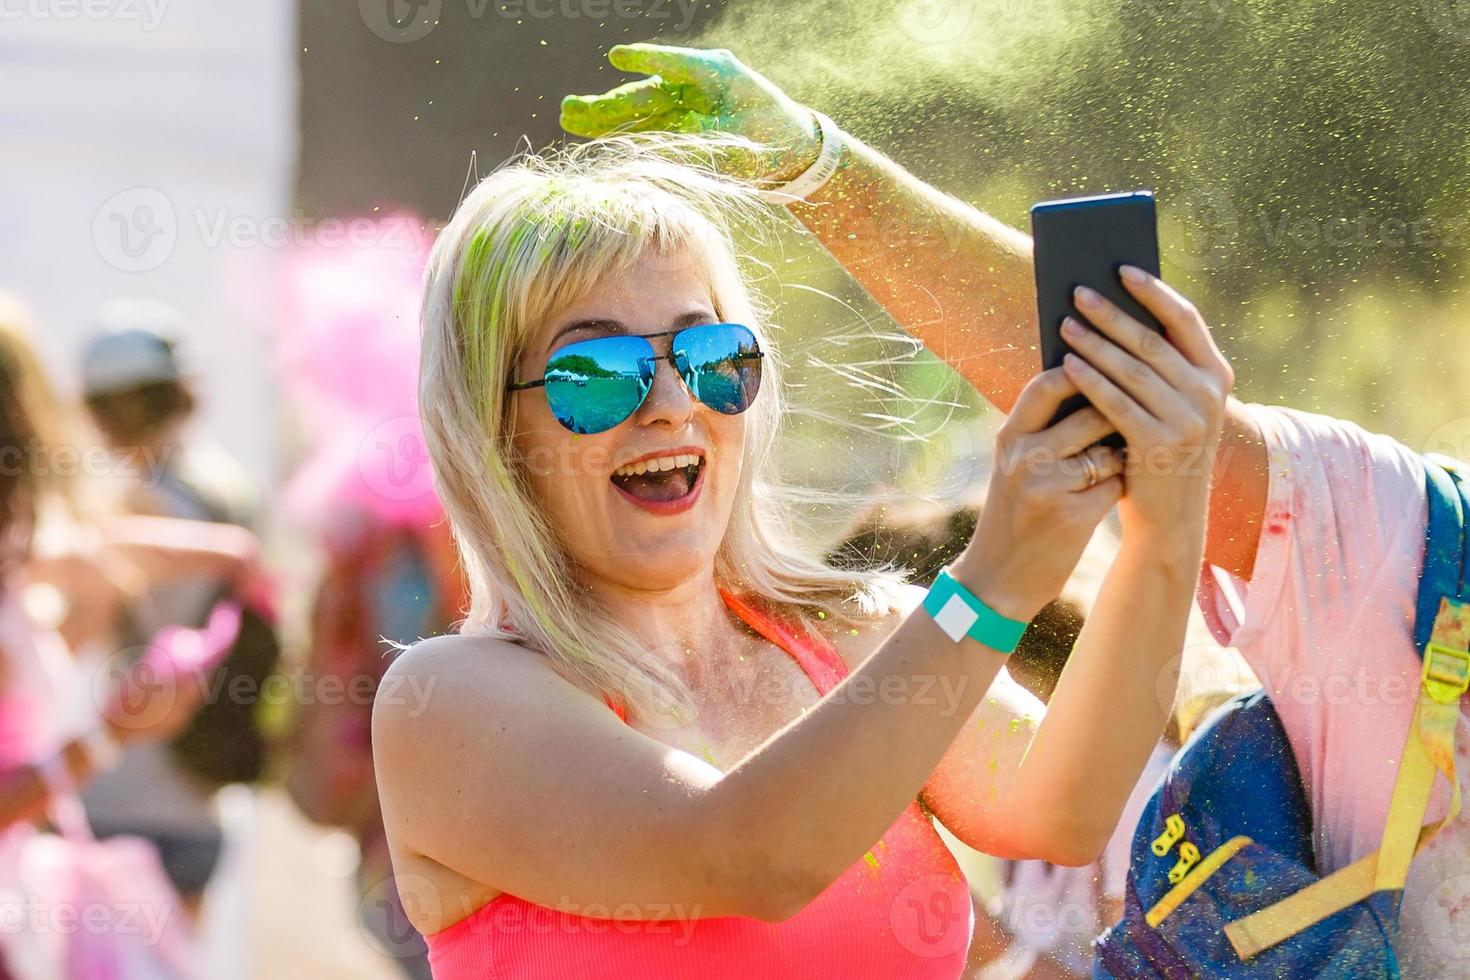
xmin=1093 ymin=455 xmax=1469 ymax=978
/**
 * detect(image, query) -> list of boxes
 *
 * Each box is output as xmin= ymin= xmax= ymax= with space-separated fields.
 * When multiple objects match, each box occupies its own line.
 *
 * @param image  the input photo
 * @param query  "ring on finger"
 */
xmin=1080 ymin=452 xmax=1101 ymax=489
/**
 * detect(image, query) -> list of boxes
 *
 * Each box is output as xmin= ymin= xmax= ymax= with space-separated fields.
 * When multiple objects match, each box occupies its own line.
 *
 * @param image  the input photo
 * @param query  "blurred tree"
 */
xmin=297 ymin=0 xmax=1470 ymax=525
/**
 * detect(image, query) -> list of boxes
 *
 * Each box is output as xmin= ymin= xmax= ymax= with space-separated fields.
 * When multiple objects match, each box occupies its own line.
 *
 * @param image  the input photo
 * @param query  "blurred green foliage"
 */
xmin=297 ymin=0 xmax=1470 ymax=539
xmin=706 ymin=0 xmax=1470 ymax=465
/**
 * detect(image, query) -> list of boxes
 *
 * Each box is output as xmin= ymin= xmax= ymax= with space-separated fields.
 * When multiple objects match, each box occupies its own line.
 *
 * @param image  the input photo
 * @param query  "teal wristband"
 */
xmin=922 ymin=568 xmax=1029 ymax=653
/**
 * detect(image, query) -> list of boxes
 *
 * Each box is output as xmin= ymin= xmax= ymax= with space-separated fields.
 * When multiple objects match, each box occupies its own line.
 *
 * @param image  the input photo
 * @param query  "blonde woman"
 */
xmin=371 ymin=138 xmax=1233 ymax=978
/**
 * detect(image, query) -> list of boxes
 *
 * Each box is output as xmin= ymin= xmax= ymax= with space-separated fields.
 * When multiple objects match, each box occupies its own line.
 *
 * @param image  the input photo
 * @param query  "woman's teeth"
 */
xmin=611 ymin=453 xmax=703 ymax=478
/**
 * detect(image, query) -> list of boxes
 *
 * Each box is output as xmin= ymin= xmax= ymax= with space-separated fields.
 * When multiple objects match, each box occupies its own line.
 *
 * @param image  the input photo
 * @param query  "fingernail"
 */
xmin=1063 ymin=352 xmax=1085 ymax=370
xmin=1061 ymin=316 xmax=1084 ymax=338
xmin=1120 ymin=265 xmax=1146 ymax=285
xmin=1074 ymin=285 xmax=1100 ymax=307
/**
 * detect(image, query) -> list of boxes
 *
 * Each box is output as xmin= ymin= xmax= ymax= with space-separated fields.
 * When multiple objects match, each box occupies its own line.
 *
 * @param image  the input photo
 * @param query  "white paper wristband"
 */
xmin=758 ymin=110 xmax=845 ymax=205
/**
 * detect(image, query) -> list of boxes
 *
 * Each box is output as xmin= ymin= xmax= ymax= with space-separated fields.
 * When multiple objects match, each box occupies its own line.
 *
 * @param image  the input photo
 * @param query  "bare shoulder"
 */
xmin=372 ymin=633 xmax=595 ymax=752
xmin=823 ymin=582 xmax=927 ymax=672
xmin=377 ymin=632 xmax=538 ymax=701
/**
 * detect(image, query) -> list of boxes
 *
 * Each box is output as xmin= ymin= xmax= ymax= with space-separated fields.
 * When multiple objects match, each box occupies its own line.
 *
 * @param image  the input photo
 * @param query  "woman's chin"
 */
xmin=588 ymin=540 xmax=715 ymax=590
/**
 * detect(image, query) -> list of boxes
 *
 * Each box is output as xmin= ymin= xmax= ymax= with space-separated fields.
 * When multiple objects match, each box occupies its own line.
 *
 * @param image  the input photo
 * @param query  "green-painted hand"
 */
xmin=561 ymin=43 xmax=822 ymax=184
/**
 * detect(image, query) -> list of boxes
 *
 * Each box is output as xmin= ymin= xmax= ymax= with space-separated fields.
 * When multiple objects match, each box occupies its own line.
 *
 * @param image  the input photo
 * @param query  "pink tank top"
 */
xmin=423 ymin=589 xmax=974 ymax=979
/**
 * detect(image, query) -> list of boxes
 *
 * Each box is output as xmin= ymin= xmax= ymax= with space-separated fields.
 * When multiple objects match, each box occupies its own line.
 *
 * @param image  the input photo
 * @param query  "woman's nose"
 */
xmin=634 ymin=352 xmax=694 ymax=427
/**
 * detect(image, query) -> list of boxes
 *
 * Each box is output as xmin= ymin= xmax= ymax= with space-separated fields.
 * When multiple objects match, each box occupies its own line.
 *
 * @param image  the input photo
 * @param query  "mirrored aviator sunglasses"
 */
xmin=507 ymin=322 xmax=765 ymax=435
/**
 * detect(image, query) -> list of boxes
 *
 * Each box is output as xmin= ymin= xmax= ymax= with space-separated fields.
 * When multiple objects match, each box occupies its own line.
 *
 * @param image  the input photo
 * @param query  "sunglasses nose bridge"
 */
xmin=634 ymin=348 xmax=697 ymax=419
xmin=638 ymin=349 xmax=694 ymax=390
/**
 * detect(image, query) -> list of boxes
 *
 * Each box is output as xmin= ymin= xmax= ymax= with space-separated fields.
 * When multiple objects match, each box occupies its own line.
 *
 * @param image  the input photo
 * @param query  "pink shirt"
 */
xmin=1196 ymin=405 xmax=1470 ymax=976
xmin=424 ymin=588 xmax=975 ymax=979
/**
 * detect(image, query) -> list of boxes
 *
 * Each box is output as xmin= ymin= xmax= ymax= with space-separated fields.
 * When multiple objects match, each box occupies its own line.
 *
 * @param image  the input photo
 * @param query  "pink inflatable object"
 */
xmin=139 ymin=599 xmax=244 ymax=678
xmin=274 ymin=214 xmax=443 ymax=535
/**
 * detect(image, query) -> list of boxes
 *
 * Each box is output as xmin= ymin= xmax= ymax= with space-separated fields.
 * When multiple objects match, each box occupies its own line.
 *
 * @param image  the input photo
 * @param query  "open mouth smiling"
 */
xmin=609 ymin=448 xmax=707 ymax=513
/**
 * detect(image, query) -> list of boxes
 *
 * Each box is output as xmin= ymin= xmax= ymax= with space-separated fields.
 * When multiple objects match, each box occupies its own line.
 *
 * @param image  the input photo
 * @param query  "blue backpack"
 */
xmin=1093 ymin=456 xmax=1470 ymax=978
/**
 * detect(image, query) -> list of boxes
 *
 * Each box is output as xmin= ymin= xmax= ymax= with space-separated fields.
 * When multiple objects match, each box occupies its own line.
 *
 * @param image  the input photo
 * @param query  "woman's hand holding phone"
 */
xmin=954 ymin=369 xmax=1127 ymax=624
xmin=1060 ymin=267 xmax=1234 ymax=556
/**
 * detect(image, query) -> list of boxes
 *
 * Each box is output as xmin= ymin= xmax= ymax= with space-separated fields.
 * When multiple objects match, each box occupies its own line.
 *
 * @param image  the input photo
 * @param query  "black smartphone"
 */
xmin=1031 ymin=190 xmax=1162 ymax=449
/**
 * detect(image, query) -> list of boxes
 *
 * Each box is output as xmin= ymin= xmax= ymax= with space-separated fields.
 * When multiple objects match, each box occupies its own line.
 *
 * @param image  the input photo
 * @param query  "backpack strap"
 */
xmin=1415 ymin=456 xmax=1469 ymax=651
xmin=1225 ymin=455 xmax=1470 ymax=960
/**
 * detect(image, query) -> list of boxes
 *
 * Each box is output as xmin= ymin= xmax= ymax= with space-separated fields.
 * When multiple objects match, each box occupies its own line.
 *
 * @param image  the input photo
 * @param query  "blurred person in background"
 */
xmin=829 ymin=493 xmax=1251 ymax=978
xmin=0 ymin=294 xmax=262 ymax=978
xmin=274 ymin=216 xmax=462 ymax=980
xmin=76 ymin=299 xmax=279 ymax=924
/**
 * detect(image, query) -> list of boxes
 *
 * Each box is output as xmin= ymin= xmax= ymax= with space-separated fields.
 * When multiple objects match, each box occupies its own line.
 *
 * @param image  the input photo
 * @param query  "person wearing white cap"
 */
xmin=77 ymin=299 xmax=270 ymax=927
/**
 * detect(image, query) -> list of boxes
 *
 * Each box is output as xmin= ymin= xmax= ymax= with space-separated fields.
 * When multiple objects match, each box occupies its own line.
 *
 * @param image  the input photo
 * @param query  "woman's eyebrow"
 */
xmin=544 ymin=318 xmax=623 ymax=355
xmin=671 ymin=309 xmax=718 ymax=329
xmin=543 ymin=309 xmax=718 ymax=356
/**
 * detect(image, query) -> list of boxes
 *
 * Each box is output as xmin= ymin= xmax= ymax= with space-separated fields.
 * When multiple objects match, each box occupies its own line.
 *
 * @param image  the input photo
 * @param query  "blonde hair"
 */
xmin=419 ymin=134 xmax=908 ymax=720
xmin=0 ymin=295 xmax=84 ymax=567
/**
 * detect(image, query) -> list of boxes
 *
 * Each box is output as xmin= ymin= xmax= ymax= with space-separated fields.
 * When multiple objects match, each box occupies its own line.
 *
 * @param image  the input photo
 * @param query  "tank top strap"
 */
xmin=717 ymin=587 xmax=849 ymax=696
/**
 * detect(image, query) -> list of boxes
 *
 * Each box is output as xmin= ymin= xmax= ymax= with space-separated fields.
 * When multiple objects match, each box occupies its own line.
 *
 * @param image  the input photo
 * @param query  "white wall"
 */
xmin=0 ymin=0 xmax=298 ymax=481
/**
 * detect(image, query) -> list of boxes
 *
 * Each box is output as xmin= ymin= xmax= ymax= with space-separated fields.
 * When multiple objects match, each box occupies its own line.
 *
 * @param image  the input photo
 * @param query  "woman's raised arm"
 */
xmin=562 ymin=43 xmax=1270 ymax=580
